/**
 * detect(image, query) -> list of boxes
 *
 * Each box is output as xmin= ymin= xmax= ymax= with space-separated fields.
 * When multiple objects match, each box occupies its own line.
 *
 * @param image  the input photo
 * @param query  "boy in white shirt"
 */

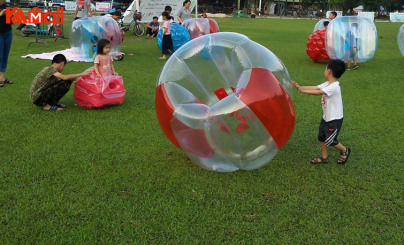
xmin=292 ymin=59 xmax=351 ymax=164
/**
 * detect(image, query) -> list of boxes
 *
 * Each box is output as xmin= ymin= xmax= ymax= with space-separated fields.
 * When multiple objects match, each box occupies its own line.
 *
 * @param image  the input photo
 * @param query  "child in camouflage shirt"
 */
xmin=30 ymin=54 xmax=90 ymax=111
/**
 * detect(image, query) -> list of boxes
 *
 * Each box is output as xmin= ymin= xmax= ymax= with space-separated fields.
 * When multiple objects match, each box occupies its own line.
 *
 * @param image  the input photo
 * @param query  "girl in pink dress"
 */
xmin=94 ymin=39 xmax=118 ymax=77
xmin=159 ymin=12 xmax=173 ymax=60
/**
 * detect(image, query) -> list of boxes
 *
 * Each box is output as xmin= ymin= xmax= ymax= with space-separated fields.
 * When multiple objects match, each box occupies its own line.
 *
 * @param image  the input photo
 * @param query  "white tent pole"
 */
xmin=195 ymin=0 xmax=198 ymax=18
xmin=135 ymin=0 xmax=140 ymax=12
xmin=259 ymin=0 xmax=262 ymax=14
xmin=111 ymin=0 xmax=114 ymax=9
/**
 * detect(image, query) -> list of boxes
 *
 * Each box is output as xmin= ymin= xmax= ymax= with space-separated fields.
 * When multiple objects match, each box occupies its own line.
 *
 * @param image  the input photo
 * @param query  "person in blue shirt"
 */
xmin=346 ymin=23 xmax=359 ymax=70
xmin=146 ymin=16 xmax=159 ymax=39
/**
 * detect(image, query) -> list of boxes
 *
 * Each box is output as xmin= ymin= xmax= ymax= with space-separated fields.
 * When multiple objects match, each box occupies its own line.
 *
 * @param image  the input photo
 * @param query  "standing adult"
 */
xmin=74 ymin=0 xmax=92 ymax=20
xmin=0 ymin=0 xmax=13 ymax=87
xmin=176 ymin=0 xmax=191 ymax=25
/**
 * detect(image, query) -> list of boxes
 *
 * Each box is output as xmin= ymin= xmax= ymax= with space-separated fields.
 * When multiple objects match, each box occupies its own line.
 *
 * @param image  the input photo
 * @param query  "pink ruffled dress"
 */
xmin=94 ymin=54 xmax=113 ymax=77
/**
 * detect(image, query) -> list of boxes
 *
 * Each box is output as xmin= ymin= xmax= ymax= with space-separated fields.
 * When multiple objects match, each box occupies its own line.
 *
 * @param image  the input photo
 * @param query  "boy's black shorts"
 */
xmin=318 ymin=118 xmax=343 ymax=146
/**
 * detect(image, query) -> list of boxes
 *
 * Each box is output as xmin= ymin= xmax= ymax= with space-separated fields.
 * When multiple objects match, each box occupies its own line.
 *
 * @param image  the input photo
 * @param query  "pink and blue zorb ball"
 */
xmin=325 ymin=16 xmax=378 ymax=62
xmin=155 ymin=33 xmax=295 ymax=172
xmin=157 ymin=23 xmax=190 ymax=52
xmin=398 ymin=24 xmax=404 ymax=56
xmin=70 ymin=16 xmax=122 ymax=61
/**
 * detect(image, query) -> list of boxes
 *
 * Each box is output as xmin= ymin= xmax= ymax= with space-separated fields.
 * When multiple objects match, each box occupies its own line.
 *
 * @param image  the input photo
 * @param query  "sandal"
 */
xmin=4 ymin=79 xmax=13 ymax=84
xmin=310 ymin=156 xmax=329 ymax=164
xmin=43 ymin=106 xmax=63 ymax=111
xmin=57 ymin=103 xmax=66 ymax=108
xmin=337 ymin=147 xmax=351 ymax=164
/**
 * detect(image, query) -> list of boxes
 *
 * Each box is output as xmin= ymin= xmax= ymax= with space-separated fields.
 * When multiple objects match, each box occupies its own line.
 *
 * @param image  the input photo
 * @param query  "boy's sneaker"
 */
xmin=346 ymin=67 xmax=351 ymax=70
xmin=353 ymin=65 xmax=359 ymax=70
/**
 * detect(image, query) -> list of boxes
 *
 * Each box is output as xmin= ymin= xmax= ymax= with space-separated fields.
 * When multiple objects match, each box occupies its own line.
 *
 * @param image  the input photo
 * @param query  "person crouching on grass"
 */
xmin=292 ymin=59 xmax=351 ymax=164
xmin=30 ymin=54 xmax=91 ymax=111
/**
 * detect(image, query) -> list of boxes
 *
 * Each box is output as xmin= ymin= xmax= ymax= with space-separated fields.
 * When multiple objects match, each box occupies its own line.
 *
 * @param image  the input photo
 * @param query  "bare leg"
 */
xmin=334 ymin=143 xmax=347 ymax=159
xmin=321 ymin=141 xmax=328 ymax=158
xmin=311 ymin=142 xmax=329 ymax=163
xmin=347 ymin=59 xmax=351 ymax=69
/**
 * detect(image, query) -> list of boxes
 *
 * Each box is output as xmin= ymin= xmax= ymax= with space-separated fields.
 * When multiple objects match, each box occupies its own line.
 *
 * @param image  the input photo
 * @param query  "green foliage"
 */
xmin=0 ymin=15 xmax=403 ymax=243
xmin=329 ymin=0 xmax=404 ymax=11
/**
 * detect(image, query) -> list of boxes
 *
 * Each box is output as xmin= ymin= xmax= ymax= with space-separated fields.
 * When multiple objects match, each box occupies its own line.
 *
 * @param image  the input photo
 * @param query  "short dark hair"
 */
xmin=164 ymin=5 xmax=172 ymax=11
xmin=162 ymin=11 xmax=170 ymax=19
xmin=112 ymin=10 xmax=121 ymax=17
xmin=327 ymin=59 xmax=346 ymax=78
xmin=52 ymin=54 xmax=67 ymax=64
xmin=330 ymin=11 xmax=337 ymax=17
xmin=153 ymin=16 xmax=158 ymax=20
xmin=183 ymin=0 xmax=190 ymax=6
xmin=97 ymin=39 xmax=111 ymax=55
xmin=324 ymin=21 xmax=330 ymax=27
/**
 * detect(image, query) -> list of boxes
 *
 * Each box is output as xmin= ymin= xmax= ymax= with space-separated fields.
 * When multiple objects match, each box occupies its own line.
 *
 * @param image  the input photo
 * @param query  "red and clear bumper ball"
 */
xmin=183 ymin=18 xmax=219 ymax=40
xmin=74 ymin=70 xmax=125 ymax=108
xmin=155 ymin=32 xmax=295 ymax=172
xmin=307 ymin=29 xmax=330 ymax=61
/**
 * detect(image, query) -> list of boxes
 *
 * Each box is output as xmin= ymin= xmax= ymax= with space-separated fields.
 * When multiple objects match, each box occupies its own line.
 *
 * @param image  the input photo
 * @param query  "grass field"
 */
xmin=0 ymin=14 xmax=403 ymax=243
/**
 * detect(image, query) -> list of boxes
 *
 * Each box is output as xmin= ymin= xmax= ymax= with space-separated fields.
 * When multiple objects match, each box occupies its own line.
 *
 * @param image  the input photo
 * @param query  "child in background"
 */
xmin=110 ymin=10 xmax=121 ymax=22
xmin=292 ymin=59 xmax=351 ymax=164
xmin=323 ymin=20 xmax=329 ymax=29
xmin=159 ymin=12 xmax=173 ymax=60
xmin=201 ymin=9 xmax=208 ymax=18
xmin=94 ymin=39 xmax=118 ymax=77
xmin=346 ymin=23 xmax=359 ymax=70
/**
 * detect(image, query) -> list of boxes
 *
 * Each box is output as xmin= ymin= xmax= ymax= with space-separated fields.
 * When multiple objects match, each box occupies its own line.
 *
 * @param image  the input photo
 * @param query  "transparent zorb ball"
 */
xmin=183 ymin=18 xmax=219 ymax=40
xmin=155 ymin=32 xmax=295 ymax=172
xmin=325 ymin=16 xmax=378 ymax=62
xmin=313 ymin=19 xmax=330 ymax=32
xmin=70 ymin=16 xmax=122 ymax=61
xmin=398 ymin=24 xmax=404 ymax=56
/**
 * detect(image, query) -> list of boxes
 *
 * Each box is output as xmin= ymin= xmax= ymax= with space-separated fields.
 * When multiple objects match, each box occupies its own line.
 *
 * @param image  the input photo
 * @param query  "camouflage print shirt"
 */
xmin=30 ymin=66 xmax=59 ymax=103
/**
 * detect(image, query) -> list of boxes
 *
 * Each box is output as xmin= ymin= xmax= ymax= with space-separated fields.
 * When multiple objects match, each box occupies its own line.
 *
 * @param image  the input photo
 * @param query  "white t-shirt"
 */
xmin=318 ymin=81 xmax=343 ymax=122
xmin=158 ymin=15 xmax=174 ymax=25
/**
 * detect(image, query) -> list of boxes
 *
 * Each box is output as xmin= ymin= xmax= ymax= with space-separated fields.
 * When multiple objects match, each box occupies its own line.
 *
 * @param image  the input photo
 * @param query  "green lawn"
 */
xmin=0 ymin=15 xmax=403 ymax=243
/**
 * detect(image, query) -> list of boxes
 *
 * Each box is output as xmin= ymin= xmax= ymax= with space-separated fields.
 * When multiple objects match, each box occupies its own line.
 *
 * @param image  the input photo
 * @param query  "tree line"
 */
xmin=201 ymin=0 xmax=404 ymax=13
xmin=302 ymin=0 xmax=404 ymax=12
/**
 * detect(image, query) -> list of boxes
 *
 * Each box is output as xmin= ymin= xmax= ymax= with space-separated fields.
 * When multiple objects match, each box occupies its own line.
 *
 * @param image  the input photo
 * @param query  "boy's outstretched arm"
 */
xmin=54 ymin=70 xmax=91 ymax=81
xmin=292 ymin=81 xmax=325 ymax=95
